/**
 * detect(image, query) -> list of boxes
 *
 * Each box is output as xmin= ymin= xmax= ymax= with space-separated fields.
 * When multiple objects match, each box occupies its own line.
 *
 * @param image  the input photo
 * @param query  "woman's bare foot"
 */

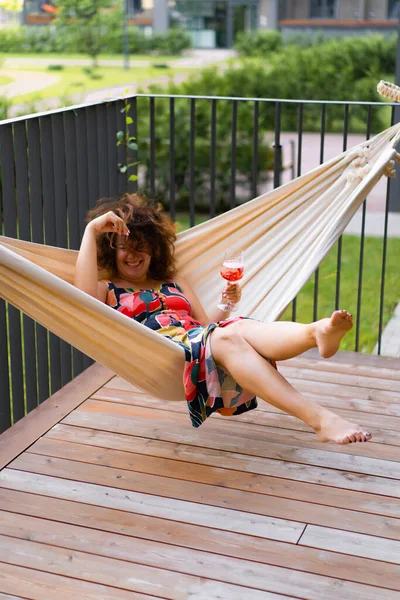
xmin=314 ymin=410 xmax=372 ymax=444
xmin=314 ymin=310 xmax=353 ymax=358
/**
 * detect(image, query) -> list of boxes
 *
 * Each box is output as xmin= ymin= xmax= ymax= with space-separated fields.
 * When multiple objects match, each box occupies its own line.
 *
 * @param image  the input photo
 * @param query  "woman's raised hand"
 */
xmin=87 ymin=211 xmax=130 ymax=236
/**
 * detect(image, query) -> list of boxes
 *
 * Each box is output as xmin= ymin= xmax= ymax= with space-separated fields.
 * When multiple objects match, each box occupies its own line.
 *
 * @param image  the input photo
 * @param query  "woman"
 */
xmin=75 ymin=193 xmax=371 ymax=444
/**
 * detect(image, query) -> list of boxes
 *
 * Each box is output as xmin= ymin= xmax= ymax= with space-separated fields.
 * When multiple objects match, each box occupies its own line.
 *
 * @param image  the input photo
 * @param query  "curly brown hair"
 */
xmin=86 ymin=193 xmax=177 ymax=281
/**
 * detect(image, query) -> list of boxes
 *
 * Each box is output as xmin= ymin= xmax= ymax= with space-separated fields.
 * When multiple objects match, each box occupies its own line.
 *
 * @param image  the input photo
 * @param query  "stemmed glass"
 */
xmin=217 ymin=249 xmax=244 ymax=312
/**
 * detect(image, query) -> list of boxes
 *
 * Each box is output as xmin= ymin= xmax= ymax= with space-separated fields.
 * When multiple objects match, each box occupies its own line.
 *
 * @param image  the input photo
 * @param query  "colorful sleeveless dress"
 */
xmin=106 ymin=281 xmax=276 ymax=427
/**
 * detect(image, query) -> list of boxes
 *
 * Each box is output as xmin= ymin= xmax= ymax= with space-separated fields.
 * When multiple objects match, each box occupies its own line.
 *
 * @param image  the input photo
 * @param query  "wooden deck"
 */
xmin=0 ymin=350 xmax=400 ymax=599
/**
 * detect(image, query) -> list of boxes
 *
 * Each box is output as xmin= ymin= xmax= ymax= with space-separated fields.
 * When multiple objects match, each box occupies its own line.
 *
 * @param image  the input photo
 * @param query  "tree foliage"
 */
xmin=53 ymin=0 xmax=113 ymax=65
xmin=0 ymin=0 xmax=23 ymax=11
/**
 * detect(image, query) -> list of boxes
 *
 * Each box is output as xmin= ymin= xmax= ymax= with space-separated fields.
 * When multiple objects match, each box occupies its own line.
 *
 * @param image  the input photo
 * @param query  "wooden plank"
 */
xmin=0 ymin=510 xmax=399 ymax=594
xmin=29 ymin=436 xmax=400 ymax=502
xmin=42 ymin=424 xmax=400 ymax=485
xmin=0 ymin=464 xmax=304 ymax=540
xmin=288 ymin=376 xmax=398 ymax=401
xmin=300 ymin=525 xmax=400 ymax=564
xmin=0 ymin=593 xmax=27 ymax=600
xmin=0 ymin=562 xmax=154 ymax=600
xmin=48 ymin=420 xmax=400 ymax=478
xmin=285 ymin=355 xmax=400 ymax=381
xmin=97 ymin=382 xmax=400 ymax=419
xmin=71 ymin=397 xmax=400 ymax=450
xmin=3 ymin=458 xmax=400 ymax=538
xmin=0 ymin=364 xmax=114 ymax=470
xmin=93 ymin=386 xmax=400 ymax=421
xmin=298 ymin=348 xmax=400 ymax=371
xmin=96 ymin=387 xmax=397 ymax=436
xmin=1 ymin=487 xmax=399 ymax=591
xmin=279 ymin=365 xmax=400 ymax=392
xmin=234 ymin=407 xmax=400 ymax=441
xmin=64 ymin=400 xmax=400 ymax=462
xmin=0 ymin=534 xmax=309 ymax=600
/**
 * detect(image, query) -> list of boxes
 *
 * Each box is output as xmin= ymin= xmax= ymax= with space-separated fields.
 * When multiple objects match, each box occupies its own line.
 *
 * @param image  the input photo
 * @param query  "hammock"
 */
xmin=1 ymin=123 xmax=400 ymax=401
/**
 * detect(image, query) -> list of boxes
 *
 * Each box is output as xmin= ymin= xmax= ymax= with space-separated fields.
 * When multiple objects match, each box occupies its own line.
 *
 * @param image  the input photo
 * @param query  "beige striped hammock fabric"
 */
xmin=1 ymin=123 xmax=400 ymax=401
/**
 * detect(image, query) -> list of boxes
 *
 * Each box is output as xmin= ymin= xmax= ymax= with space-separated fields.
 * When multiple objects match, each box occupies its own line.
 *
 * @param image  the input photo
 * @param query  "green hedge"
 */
xmin=0 ymin=26 xmax=192 ymax=55
xmin=144 ymin=35 xmax=395 ymax=133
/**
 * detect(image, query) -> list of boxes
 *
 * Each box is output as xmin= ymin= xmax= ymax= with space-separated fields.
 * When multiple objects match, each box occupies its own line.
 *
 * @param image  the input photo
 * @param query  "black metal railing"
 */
xmin=0 ymin=94 xmax=398 ymax=433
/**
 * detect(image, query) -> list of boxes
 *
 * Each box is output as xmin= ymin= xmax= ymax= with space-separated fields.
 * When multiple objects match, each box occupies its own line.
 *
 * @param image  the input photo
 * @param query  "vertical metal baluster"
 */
xmin=313 ymin=103 xmax=326 ymax=322
xmin=116 ymin=100 xmax=127 ymax=195
xmin=335 ymin=103 xmax=349 ymax=310
xmin=14 ymin=121 xmax=37 ymax=414
xmin=377 ymin=106 xmax=394 ymax=354
xmin=150 ymin=97 xmax=156 ymax=200
xmin=127 ymin=96 xmax=138 ymax=193
xmin=292 ymin=103 xmax=303 ymax=323
xmin=169 ymin=97 xmax=176 ymax=220
xmin=52 ymin=113 xmax=72 ymax=388
xmin=85 ymin=106 xmax=99 ymax=208
xmin=0 ymin=124 xmax=15 ymax=427
xmin=355 ymin=104 xmax=371 ymax=352
xmin=106 ymin=103 xmax=119 ymax=197
xmin=74 ymin=108 xmax=91 ymax=370
xmin=251 ymin=101 xmax=259 ymax=200
xmin=230 ymin=100 xmax=238 ymax=209
xmin=210 ymin=99 xmax=217 ymax=219
xmin=96 ymin=104 xmax=108 ymax=201
xmin=27 ymin=118 xmax=49 ymax=403
xmin=273 ymin=101 xmax=281 ymax=189
xmin=64 ymin=110 xmax=83 ymax=374
xmin=189 ymin=98 xmax=196 ymax=227
xmin=40 ymin=115 xmax=61 ymax=394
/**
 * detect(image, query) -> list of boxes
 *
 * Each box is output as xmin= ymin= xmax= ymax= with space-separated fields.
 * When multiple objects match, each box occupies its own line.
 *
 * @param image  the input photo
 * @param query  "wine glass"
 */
xmin=217 ymin=249 xmax=244 ymax=312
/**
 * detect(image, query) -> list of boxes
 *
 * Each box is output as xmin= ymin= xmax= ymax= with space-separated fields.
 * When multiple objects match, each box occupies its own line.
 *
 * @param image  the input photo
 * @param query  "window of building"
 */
xmin=389 ymin=0 xmax=400 ymax=19
xmin=310 ymin=0 xmax=337 ymax=18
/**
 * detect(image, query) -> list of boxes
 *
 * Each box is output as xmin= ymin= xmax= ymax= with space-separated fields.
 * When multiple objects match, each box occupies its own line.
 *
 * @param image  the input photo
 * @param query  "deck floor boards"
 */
xmin=0 ymin=351 xmax=399 ymax=599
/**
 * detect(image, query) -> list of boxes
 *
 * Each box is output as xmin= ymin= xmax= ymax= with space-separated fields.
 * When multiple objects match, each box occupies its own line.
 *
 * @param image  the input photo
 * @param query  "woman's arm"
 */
xmin=174 ymin=275 xmax=241 ymax=325
xmin=74 ymin=211 xmax=129 ymax=302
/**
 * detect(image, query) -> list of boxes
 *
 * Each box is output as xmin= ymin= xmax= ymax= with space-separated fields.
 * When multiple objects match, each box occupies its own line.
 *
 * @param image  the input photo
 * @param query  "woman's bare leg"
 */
xmin=210 ymin=327 xmax=371 ymax=444
xmin=230 ymin=310 xmax=353 ymax=361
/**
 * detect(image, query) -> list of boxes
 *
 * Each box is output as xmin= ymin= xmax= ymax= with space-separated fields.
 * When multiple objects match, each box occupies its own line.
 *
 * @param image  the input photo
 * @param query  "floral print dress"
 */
xmin=106 ymin=281 xmax=276 ymax=427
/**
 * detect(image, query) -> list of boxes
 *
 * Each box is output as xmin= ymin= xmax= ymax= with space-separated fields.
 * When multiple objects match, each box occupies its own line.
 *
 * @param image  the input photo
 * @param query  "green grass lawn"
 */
xmin=11 ymin=64 xmax=186 ymax=105
xmin=0 ymin=74 xmax=13 ymax=86
xmin=282 ymin=235 xmax=400 ymax=353
xmin=176 ymin=213 xmax=400 ymax=353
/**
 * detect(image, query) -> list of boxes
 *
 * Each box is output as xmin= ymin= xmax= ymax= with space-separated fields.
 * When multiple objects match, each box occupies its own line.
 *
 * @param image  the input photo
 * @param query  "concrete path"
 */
xmin=3 ymin=48 xmax=234 ymax=116
xmin=0 ymin=68 xmax=60 ymax=99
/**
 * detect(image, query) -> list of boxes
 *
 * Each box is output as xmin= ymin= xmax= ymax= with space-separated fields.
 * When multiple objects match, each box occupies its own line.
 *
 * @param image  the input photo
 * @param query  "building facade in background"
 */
xmin=280 ymin=0 xmax=399 ymax=37
xmin=22 ymin=0 xmax=400 ymax=48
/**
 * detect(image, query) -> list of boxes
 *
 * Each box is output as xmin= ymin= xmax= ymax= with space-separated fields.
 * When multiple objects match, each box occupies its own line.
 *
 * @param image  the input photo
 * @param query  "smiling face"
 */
xmin=115 ymin=236 xmax=152 ymax=284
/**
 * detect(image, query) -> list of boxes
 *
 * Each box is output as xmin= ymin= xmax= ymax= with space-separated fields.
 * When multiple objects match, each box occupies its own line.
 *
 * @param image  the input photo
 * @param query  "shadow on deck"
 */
xmin=0 ymin=350 xmax=399 ymax=599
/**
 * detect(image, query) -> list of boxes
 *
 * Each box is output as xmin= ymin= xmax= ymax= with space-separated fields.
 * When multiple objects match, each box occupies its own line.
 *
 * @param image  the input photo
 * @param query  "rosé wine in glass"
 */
xmin=217 ymin=250 xmax=244 ymax=312
xmin=220 ymin=261 xmax=244 ymax=282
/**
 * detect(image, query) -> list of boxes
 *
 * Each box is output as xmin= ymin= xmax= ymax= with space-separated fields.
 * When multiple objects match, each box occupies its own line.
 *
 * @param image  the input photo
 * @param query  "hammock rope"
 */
xmin=1 ymin=122 xmax=400 ymax=401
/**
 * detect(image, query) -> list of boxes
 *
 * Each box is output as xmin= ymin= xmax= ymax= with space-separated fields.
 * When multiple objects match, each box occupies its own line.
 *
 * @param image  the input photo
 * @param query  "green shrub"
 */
xmin=137 ymin=75 xmax=274 ymax=211
xmin=47 ymin=64 xmax=64 ymax=71
xmin=234 ymin=30 xmax=283 ymax=57
xmin=0 ymin=96 xmax=10 ymax=121
xmin=163 ymin=35 xmax=393 ymax=133
xmin=149 ymin=29 xmax=192 ymax=55
xmin=0 ymin=27 xmax=26 ymax=52
xmin=0 ymin=22 xmax=191 ymax=56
